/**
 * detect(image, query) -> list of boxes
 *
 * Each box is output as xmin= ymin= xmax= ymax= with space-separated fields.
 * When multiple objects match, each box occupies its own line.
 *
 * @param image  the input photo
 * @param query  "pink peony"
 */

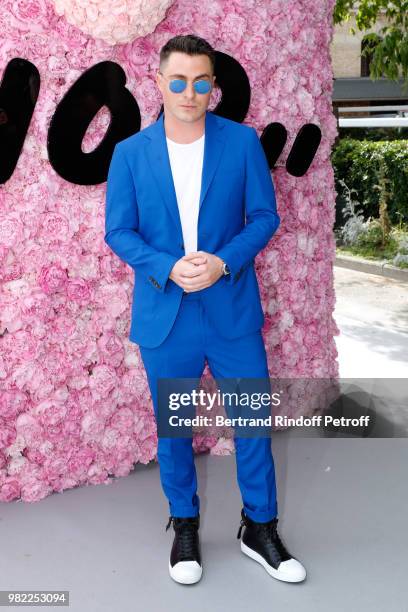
xmin=38 ymin=263 xmax=68 ymax=294
xmin=51 ymin=0 xmax=175 ymax=45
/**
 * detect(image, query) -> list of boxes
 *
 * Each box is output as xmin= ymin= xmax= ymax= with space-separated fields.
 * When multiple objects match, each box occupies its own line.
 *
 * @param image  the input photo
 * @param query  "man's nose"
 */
xmin=183 ymin=83 xmax=196 ymax=99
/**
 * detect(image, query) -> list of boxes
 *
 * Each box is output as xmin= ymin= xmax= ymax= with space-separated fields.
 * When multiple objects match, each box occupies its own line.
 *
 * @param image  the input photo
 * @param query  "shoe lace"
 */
xmin=165 ymin=516 xmax=199 ymax=561
xmin=258 ymin=519 xmax=280 ymax=541
xmin=237 ymin=512 xmax=290 ymax=560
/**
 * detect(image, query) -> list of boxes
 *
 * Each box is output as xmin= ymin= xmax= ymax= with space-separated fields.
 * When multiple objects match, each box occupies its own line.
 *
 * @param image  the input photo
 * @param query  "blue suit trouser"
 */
xmin=139 ymin=291 xmax=278 ymax=523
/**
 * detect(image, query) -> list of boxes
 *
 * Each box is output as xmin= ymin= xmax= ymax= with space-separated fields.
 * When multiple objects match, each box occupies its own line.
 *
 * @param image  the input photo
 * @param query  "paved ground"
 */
xmin=333 ymin=266 xmax=408 ymax=378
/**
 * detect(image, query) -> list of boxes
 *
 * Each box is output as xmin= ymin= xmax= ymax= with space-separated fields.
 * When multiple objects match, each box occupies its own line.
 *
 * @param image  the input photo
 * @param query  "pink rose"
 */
xmin=0 ymin=421 xmax=17 ymax=447
xmin=10 ymin=0 xmax=54 ymax=32
xmin=20 ymin=479 xmax=52 ymax=502
xmin=67 ymin=278 xmax=91 ymax=302
xmin=0 ymin=214 xmax=24 ymax=248
xmin=219 ymin=13 xmax=247 ymax=49
xmin=0 ymin=479 xmax=21 ymax=502
xmin=38 ymin=263 xmax=68 ymax=294
xmin=88 ymin=365 xmax=117 ymax=400
xmin=38 ymin=212 xmax=70 ymax=242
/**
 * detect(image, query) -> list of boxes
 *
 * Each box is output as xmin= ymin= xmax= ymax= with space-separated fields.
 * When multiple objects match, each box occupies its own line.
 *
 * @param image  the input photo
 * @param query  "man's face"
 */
xmin=156 ymin=51 xmax=216 ymax=124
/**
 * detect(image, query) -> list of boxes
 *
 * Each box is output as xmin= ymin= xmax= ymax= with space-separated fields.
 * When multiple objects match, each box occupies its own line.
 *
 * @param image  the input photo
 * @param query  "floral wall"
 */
xmin=0 ymin=0 xmax=340 ymax=502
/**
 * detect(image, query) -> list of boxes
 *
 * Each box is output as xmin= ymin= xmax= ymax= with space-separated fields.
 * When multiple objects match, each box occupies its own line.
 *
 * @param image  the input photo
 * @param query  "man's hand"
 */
xmin=169 ymin=251 xmax=224 ymax=292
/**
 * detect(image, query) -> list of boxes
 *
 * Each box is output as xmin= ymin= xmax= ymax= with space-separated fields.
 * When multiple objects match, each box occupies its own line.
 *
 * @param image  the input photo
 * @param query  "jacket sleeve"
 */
xmin=214 ymin=127 xmax=280 ymax=284
xmin=104 ymin=143 xmax=179 ymax=293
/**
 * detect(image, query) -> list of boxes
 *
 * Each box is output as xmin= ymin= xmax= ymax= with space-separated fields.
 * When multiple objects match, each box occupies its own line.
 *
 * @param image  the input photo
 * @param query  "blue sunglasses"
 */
xmin=159 ymin=72 xmax=212 ymax=95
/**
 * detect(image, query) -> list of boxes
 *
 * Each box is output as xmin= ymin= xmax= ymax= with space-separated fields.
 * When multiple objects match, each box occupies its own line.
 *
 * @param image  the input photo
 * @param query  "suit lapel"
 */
xmin=144 ymin=113 xmax=181 ymax=237
xmin=199 ymin=111 xmax=226 ymax=211
xmin=144 ymin=110 xmax=226 ymax=238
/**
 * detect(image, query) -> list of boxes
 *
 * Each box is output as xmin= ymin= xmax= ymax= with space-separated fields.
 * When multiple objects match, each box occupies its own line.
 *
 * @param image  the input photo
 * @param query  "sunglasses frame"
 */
xmin=158 ymin=71 xmax=213 ymax=95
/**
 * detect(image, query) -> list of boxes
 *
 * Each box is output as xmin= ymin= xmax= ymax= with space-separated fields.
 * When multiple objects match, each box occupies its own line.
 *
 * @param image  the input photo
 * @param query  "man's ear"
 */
xmin=156 ymin=71 xmax=162 ymax=88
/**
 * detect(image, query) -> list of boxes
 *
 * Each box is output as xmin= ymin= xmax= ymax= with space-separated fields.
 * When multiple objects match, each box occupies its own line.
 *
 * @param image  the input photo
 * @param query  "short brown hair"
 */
xmin=159 ymin=34 xmax=216 ymax=75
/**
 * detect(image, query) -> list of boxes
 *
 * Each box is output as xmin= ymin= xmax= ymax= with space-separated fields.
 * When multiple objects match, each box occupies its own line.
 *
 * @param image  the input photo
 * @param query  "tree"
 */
xmin=334 ymin=0 xmax=408 ymax=91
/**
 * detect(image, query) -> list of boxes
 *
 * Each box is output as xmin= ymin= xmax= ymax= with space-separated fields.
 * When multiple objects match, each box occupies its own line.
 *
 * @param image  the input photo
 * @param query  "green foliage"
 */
xmin=356 ymin=219 xmax=386 ymax=247
xmin=331 ymin=138 xmax=408 ymax=225
xmin=338 ymin=126 xmax=408 ymax=142
xmin=376 ymin=159 xmax=392 ymax=246
xmin=334 ymin=162 xmax=408 ymax=268
xmin=336 ymin=178 xmax=368 ymax=244
xmin=393 ymin=235 xmax=408 ymax=266
xmin=334 ymin=0 xmax=408 ymax=91
xmin=337 ymin=233 xmax=401 ymax=259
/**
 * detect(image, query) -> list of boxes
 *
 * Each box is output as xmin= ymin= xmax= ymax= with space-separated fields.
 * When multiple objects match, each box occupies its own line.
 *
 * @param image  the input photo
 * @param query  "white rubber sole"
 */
xmin=168 ymin=559 xmax=203 ymax=584
xmin=241 ymin=541 xmax=306 ymax=583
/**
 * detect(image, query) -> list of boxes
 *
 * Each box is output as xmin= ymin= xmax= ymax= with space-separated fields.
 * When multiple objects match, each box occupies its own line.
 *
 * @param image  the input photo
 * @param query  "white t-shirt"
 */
xmin=166 ymin=133 xmax=205 ymax=254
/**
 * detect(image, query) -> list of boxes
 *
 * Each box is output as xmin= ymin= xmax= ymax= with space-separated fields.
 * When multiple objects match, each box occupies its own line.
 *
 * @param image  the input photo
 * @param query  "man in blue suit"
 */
xmin=105 ymin=34 xmax=306 ymax=585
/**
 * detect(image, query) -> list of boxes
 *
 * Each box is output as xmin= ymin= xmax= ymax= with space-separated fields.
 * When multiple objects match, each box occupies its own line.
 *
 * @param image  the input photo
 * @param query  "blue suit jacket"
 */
xmin=105 ymin=110 xmax=280 ymax=348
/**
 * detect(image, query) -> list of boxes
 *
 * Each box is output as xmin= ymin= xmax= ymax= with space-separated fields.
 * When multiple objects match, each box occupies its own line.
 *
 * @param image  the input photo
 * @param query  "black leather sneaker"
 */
xmin=237 ymin=509 xmax=306 ymax=582
xmin=165 ymin=515 xmax=202 ymax=584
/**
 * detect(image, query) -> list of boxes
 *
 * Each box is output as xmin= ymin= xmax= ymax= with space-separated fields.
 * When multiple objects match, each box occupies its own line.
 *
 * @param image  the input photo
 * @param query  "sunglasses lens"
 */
xmin=194 ymin=80 xmax=211 ymax=94
xmin=169 ymin=79 xmax=186 ymax=93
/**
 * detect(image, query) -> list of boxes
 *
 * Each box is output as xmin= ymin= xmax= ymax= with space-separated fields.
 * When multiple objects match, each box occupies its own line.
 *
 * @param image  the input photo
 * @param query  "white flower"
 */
xmin=50 ymin=0 xmax=175 ymax=45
